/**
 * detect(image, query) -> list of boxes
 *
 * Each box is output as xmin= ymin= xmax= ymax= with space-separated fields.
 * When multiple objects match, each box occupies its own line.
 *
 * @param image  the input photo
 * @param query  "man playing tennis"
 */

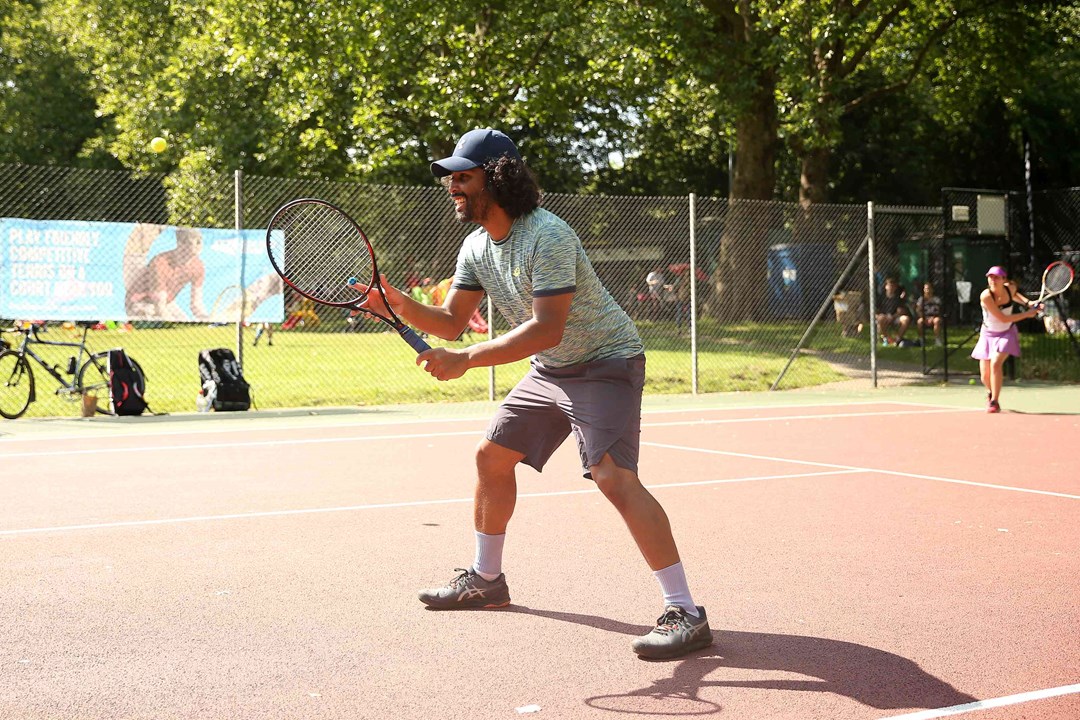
xmin=355 ymin=128 xmax=710 ymax=659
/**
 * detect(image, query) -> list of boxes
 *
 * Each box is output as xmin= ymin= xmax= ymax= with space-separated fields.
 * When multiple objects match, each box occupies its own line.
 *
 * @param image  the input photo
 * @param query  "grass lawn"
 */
xmin=5 ymin=318 xmax=1071 ymax=419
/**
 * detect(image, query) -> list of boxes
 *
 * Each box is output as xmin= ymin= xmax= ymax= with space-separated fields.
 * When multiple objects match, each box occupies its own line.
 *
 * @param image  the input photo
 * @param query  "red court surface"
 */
xmin=2 ymin=393 xmax=1078 ymax=720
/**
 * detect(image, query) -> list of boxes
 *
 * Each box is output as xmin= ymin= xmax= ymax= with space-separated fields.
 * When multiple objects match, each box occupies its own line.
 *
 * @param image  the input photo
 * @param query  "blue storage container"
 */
xmin=766 ymin=243 xmax=839 ymax=320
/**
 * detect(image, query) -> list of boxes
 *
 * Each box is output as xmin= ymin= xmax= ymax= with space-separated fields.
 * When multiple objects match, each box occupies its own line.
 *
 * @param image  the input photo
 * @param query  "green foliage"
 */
xmin=925 ymin=2 xmax=1080 ymax=191
xmin=40 ymin=0 xmax=650 ymax=191
xmin=163 ymin=151 xmax=234 ymax=227
xmin=2 ymin=0 xmax=1079 ymax=204
xmin=0 ymin=0 xmax=109 ymax=165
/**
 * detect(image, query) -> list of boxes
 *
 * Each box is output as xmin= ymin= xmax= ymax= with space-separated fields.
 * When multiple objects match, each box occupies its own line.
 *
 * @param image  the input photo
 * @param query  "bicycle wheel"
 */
xmin=77 ymin=351 xmax=113 ymax=415
xmin=0 ymin=350 xmax=34 ymax=419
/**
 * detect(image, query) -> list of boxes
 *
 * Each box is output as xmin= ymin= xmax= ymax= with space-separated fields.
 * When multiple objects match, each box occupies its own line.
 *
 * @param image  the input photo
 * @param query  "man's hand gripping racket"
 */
xmin=1032 ymin=261 xmax=1075 ymax=316
xmin=265 ymin=198 xmax=431 ymax=354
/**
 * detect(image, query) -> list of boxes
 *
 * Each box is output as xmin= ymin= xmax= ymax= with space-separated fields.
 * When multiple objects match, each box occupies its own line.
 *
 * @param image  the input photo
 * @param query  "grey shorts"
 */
xmin=486 ymin=353 xmax=646 ymax=478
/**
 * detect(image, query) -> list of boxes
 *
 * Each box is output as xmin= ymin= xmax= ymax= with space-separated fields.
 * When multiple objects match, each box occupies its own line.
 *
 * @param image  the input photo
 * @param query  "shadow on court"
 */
xmin=501 ymin=606 xmax=975 ymax=715
xmin=1004 ymin=409 xmax=1080 ymax=416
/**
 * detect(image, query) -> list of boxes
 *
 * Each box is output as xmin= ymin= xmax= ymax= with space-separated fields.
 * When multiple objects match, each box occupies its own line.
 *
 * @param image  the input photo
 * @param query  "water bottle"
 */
xmin=67 ymin=356 xmax=77 ymax=374
xmin=197 ymin=380 xmax=216 ymax=412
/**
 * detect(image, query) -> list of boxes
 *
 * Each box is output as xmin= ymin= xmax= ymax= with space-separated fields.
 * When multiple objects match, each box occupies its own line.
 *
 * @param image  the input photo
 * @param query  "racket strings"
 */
xmin=1043 ymin=263 xmax=1073 ymax=294
xmin=269 ymin=203 xmax=373 ymax=305
xmin=210 ymin=285 xmax=244 ymax=322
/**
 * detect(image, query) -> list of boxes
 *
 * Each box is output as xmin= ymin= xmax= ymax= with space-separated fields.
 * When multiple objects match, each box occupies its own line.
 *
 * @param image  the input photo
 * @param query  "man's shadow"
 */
xmin=503 ymin=606 xmax=977 ymax=716
xmin=1005 ymin=409 xmax=1079 ymax=416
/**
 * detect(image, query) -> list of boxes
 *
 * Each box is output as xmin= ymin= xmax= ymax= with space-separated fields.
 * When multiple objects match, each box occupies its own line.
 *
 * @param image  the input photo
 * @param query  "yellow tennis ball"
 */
xmin=150 ymin=136 xmax=167 ymax=153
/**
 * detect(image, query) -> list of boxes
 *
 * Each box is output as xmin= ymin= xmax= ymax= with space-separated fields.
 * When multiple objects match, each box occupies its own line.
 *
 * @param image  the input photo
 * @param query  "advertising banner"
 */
xmin=1 ymin=218 xmax=283 ymax=323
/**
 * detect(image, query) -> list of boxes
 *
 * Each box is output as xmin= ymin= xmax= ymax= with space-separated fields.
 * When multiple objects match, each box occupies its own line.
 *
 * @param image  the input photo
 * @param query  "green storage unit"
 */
xmin=897 ymin=240 xmax=928 ymax=296
xmin=946 ymin=237 xmax=1005 ymax=284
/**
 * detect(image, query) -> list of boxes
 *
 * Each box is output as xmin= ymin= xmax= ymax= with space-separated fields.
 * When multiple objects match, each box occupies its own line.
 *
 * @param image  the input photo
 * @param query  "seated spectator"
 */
xmin=638 ymin=269 xmax=671 ymax=321
xmin=876 ymin=276 xmax=911 ymax=346
xmin=916 ymin=281 xmax=944 ymax=346
xmin=645 ymin=269 xmax=666 ymax=301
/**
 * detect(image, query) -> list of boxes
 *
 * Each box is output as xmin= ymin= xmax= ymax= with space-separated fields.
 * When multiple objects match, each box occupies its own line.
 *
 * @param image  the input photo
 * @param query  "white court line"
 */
xmin=0 ymin=428 xmax=487 ymax=459
xmin=0 ymin=400 xmax=958 ymax=444
xmin=642 ymin=399 xmax=960 ymax=414
xmin=643 ymin=441 xmax=1080 ymax=500
xmin=0 ymin=469 xmax=861 ymax=536
xmin=643 ymin=407 xmax=974 ymax=427
xmin=879 ymin=683 xmax=1080 ymax=719
xmin=1 ymin=407 xmax=973 ymax=459
xmin=882 ymin=400 xmax=978 ymax=410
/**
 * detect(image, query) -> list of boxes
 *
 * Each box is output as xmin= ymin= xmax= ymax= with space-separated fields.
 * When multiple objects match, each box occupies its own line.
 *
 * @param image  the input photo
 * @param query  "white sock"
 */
xmin=472 ymin=531 xmax=505 ymax=581
xmin=653 ymin=561 xmax=699 ymax=617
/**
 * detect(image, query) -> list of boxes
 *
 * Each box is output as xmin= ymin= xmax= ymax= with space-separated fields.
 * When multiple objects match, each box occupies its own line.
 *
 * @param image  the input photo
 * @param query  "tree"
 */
xmin=925 ymin=2 xmax=1080 ymax=192
xmin=0 ymin=0 xmax=110 ymax=166
xmin=45 ymin=0 xmax=648 ymax=191
xmin=15 ymin=0 xmax=1080 ymax=208
xmin=776 ymin=1 xmax=968 ymax=205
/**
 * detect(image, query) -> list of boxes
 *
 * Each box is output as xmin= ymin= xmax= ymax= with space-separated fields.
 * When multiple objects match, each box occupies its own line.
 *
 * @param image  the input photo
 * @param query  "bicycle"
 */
xmin=0 ymin=322 xmax=138 ymax=419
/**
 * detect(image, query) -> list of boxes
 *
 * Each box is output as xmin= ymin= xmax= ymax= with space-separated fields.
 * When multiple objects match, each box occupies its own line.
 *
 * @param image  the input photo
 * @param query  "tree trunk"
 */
xmin=714 ymin=79 xmax=778 ymax=321
xmin=799 ymin=145 xmax=831 ymax=207
xmin=731 ymin=89 xmax=777 ymax=201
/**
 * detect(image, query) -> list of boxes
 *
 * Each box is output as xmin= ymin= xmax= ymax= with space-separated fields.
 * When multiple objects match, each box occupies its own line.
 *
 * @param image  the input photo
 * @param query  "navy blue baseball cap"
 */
xmin=430 ymin=128 xmax=521 ymax=177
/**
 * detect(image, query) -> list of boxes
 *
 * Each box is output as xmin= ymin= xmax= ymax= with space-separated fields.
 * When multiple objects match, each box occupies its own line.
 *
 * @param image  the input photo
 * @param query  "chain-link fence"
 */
xmin=1030 ymin=188 xmax=1080 ymax=374
xmin=1 ymin=163 xmax=1076 ymax=418
xmin=941 ymin=187 xmax=1080 ymax=381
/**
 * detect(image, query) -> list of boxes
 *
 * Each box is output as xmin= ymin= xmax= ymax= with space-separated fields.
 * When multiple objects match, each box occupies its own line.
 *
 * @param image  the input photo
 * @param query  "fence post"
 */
xmin=867 ymin=201 xmax=878 ymax=388
xmin=487 ymin=296 xmax=495 ymax=401
xmin=1024 ymin=130 xmax=1037 ymax=271
xmin=234 ymin=169 xmax=246 ymax=366
xmin=689 ymin=193 xmax=698 ymax=394
xmin=940 ymin=198 xmax=950 ymax=382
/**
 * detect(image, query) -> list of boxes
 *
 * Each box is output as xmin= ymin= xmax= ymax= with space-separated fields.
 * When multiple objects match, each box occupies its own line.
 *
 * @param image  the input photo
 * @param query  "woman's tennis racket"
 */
xmin=210 ymin=284 xmax=244 ymax=322
xmin=1033 ymin=261 xmax=1075 ymax=307
xmin=265 ymin=198 xmax=430 ymax=354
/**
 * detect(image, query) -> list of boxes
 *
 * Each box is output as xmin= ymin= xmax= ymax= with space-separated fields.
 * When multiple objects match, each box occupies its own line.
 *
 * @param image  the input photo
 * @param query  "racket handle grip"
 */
xmin=399 ymin=326 xmax=431 ymax=354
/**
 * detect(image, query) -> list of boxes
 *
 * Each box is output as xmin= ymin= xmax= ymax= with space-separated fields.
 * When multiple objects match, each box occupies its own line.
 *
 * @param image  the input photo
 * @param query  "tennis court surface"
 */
xmin=2 ymin=384 xmax=1078 ymax=720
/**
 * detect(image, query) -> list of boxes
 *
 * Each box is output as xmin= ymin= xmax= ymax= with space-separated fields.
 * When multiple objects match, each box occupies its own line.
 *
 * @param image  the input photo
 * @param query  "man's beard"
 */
xmin=453 ymin=191 xmax=492 ymax=225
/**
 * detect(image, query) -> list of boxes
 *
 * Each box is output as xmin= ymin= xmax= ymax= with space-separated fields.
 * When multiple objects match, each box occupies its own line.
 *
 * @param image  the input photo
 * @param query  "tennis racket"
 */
xmin=210 ymin=284 xmax=244 ymax=322
xmin=265 ymin=198 xmax=431 ymax=354
xmin=1032 ymin=261 xmax=1075 ymax=311
xmin=1028 ymin=259 xmax=1071 ymax=315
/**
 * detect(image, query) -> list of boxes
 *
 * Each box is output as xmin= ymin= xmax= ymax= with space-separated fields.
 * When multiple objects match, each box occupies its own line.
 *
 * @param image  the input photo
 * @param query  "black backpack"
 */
xmin=107 ymin=348 xmax=148 ymax=416
xmin=198 ymin=348 xmax=251 ymax=411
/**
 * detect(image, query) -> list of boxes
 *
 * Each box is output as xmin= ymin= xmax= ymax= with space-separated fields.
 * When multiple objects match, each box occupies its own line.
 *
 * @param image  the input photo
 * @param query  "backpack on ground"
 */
xmin=107 ymin=348 xmax=148 ymax=416
xmin=198 ymin=348 xmax=251 ymax=411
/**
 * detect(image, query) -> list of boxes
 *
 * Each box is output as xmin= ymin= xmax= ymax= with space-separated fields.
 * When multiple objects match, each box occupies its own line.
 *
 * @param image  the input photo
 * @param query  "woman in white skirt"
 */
xmin=971 ymin=266 xmax=1042 ymax=413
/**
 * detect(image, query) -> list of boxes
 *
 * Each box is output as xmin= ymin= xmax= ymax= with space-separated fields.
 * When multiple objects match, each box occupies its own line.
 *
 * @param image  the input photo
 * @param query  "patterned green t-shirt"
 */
xmin=452 ymin=207 xmax=643 ymax=368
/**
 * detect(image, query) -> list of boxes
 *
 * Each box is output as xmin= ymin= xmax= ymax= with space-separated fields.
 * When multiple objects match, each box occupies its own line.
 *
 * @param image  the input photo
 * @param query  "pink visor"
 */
xmin=985 ymin=265 xmax=1007 ymax=278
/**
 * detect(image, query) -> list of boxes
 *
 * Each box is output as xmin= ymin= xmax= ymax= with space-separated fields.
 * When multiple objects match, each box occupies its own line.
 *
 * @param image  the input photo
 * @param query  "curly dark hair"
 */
xmin=437 ymin=154 xmax=541 ymax=219
xmin=483 ymin=155 xmax=542 ymax=219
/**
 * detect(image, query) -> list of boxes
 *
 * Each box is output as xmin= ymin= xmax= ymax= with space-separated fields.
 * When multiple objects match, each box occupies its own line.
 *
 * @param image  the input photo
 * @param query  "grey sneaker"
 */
xmin=631 ymin=605 xmax=713 ymax=659
xmin=418 ymin=568 xmax=511 ymax=609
